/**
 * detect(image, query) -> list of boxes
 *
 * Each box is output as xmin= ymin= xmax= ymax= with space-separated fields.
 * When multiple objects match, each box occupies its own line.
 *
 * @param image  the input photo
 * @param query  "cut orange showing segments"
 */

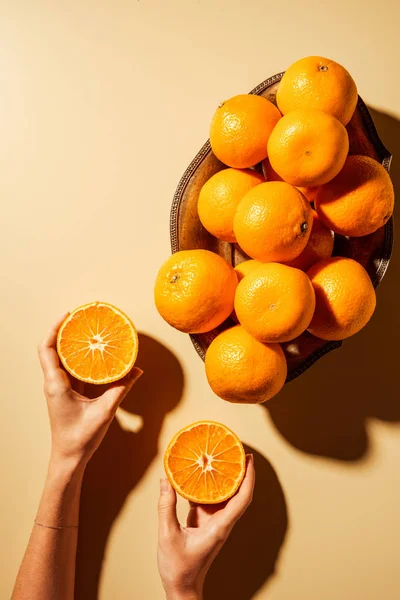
xmin=164 ymin=421 xmax=246 ymax=504
xmin=57 ymin=301 xmax=138 ymax=384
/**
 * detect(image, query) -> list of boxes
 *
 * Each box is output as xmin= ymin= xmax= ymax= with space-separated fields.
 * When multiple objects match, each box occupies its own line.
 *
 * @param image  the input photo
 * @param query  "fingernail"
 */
xmin=246 ymin=454 xmax=254 ymax=464
xmin=160 ymin=478 xmax=170 ymax=494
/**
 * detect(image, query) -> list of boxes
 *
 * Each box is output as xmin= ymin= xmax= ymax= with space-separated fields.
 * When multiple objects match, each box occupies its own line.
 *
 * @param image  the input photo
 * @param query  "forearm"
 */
xmin=165 ymin=589 xmax=203 ymax=600
xmin=164 ymin=577 xmax=204 ymax=600
xmin=12 ymin=456 xmax=85 ymax=600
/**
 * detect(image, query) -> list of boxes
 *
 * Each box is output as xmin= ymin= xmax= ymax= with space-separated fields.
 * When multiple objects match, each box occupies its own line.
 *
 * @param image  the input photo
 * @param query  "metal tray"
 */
xmin=170 ymin=72 xmax=393 ymax=381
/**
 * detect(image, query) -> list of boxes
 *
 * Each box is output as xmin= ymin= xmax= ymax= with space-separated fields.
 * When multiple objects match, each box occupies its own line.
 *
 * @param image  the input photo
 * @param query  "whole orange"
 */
xmin=276 ymin=56 xmax=358 ymax=125
xmin=205 ymin=325 xmax=287 ymax=403
xmin=284 ymin=211 xmax=334 ymax=271
xmin=307 ymin=257 xmax=376 ymax=340
xmin=210 ymin=94 xmax=281 ymax=168
xmin=262 ymin=157 xmax=318 ymax=203
xmin=267 ymin=109 xmax=349 ymax=187
xmin=197 ymin=168 xmax=264 ymax=242
xmin=234 ymin=259 xmax=264 ymax=282
xmin=154 ymin=249 xmax=237 ymax=333
xmin=315 ymin=155 xmax=394 ymax=237
xmin=233 ymin=181 xmax=313 ymax=262
xmin=234 ymin=262 xmax=316 ymax=343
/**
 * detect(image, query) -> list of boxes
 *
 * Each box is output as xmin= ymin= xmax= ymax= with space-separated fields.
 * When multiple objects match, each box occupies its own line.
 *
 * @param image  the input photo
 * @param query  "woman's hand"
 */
xmin=38 ymin=312 xmax=143 ymax=469
xmin=157 ymin=454 xmax=255 ymax=600
xmin=12 ymin=313 xmax=142 ymax=600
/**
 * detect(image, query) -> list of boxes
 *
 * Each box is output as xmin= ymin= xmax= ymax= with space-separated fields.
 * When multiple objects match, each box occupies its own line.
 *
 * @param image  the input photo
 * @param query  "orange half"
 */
xmin=57 ymin=301 xmax=138 ymax=384
xmin=164 ymin=421 xmax=246 ymax=504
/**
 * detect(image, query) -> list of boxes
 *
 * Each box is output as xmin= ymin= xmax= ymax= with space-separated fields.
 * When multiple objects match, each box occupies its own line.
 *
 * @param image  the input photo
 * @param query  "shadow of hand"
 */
xmin=265 ymin=108 xmax=400 ymax=461
xmin=204 ymin=446 xmax=288 ymax=600
xmin=75 ymin=333 xmax=184 ymax=600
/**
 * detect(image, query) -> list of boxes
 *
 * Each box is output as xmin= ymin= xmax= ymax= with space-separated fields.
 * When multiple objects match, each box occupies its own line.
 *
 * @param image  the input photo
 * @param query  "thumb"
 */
xmin=102 ymin=367 xmax=143 ymax=413
xmin=158 ymin=478 xmax=180 ymax=538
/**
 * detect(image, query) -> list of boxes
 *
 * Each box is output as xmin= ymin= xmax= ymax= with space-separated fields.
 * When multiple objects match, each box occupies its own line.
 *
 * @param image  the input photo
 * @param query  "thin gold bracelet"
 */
xmin=34 ymin=519 xmax=78 ymax=530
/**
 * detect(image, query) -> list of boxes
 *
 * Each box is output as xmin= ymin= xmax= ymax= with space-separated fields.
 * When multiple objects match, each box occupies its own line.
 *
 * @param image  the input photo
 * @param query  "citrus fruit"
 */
xmin=276 ymin=56 xmax=358 ymax=125
xmin=261 ymin=157 xmax=318 ymax=203
xmin=307 ymin=257 xmax=376 ymax=340
xmin=57 ymin=301 xmax=138 ymax=384
xmin=210 ymin=94 xmax=281 ymax=168
xmin=205 ymin=325 xmax=287 ymax=403
xmin=267 ymin=109 xmax=349 ymax=187
xmin=315 ymin=155 xmax=394 ymax=237
xmin=234 ymin=259 xmax=264 ymax=282
xmin=234 ymin=263 xmax=316 ymax=343
xmin=197 ymin=168 xmax=264 ymax=242
xmin=164 ymin=420 xmax=246 ymax=503
xmin=233 ymin=181 xmax=313 ymax=262
xmin=154 ymin=249 xmax=238 ymax=334
xmin=284 ymin=211 xmax=334 ymax=271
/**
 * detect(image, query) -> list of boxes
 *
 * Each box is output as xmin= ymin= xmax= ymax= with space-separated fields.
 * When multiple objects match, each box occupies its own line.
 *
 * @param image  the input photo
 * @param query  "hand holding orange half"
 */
xmin=57 ymin=301 xmax=138 ymax=384
xmin=158 ymin=430 xmax=254 ymax=599
xmin=39 ymin=309 xmax=142 ymax=466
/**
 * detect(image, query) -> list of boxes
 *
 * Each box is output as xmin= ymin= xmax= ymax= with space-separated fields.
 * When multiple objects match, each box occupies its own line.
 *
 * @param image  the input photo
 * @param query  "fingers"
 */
xmin=38 ymin=312 xmax=69 ymax=378
xmin=158 ymin=478 xmax=180 ymax=538
xmin=214 ymin=454 xmax=255 ymax=531
xmin=186 ymin=503 xmax=200 ymax=528
xmin=101 ymin=367 xmax=143 ymax=413
xmin=187 ymin=502 xmax=224 ymax=528
xmin=72 ymin=379 xmax=85 ymax=395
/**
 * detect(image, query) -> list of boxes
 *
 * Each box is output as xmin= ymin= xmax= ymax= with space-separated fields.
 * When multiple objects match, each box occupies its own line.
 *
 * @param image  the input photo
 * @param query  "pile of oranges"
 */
xmin=154 ymin=56 xmax=395 ymax=405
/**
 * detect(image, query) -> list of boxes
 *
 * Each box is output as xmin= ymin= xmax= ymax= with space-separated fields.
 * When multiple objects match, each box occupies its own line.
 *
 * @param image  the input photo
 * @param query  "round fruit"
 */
xmin=262 ymin=157 xmax=318 ymax=203
xmin=233 ymin=181 xmax=313 ymax=262
xmin=307 ymin=257 xmax=376 ymax=340
xmin=210 ymin=94 xmax=281 ymax=168
xmin=234 ymin=259 xmax=264 ymax=282
xmin=267 ymin=109 xmax=349 ymax=187
xmin=57 ymin=302 xmax=138 ymax=384
xmin=197 ymin=168 xmax=264 ymax=242
xmin=276 ymin=56 xmax=358 ymax=125
xmin=234 ymin=263 xmax=316 ymax=343
xmin=284 ymin=211 xmax=334 ymax=271
xmin=164 ymin=420 xmax=246 ymax=503
xmin=154 ymin=249 xmax=237 ymax=334
xmin=205 ymin=325 xmax=287 ymax=403
xmin=315 ymin=155 xmax=394 ymax=237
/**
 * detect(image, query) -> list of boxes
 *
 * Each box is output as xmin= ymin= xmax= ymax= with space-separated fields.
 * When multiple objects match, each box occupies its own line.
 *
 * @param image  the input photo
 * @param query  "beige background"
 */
xmin=1 ymin=1 xmax=400 ymax=598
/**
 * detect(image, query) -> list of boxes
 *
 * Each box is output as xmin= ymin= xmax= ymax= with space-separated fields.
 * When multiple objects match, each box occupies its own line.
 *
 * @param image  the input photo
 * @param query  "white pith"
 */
xmin=196 ymin=453 xmax=214 ymax=472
